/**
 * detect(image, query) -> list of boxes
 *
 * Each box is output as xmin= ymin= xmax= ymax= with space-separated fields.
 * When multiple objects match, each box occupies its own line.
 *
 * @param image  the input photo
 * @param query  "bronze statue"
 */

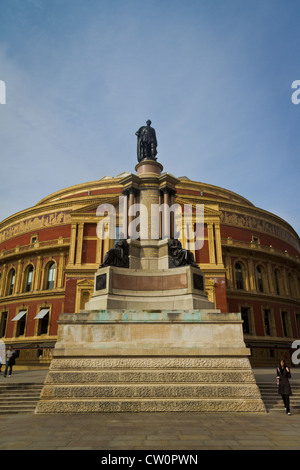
xmin=100 ymin=239 xmax=129 ymax=268
xmin=168 ymin=239 xmax=199 ymax=268
xmin=135 ymin=120 xmax=157 ymax=162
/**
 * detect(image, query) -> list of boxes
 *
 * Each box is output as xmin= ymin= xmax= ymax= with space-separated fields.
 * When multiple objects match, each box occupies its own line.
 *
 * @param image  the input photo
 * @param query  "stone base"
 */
xmin=35 ymin=310 xmax=266 ymax=413
xmin=85 ymin=264 xmax=214 ymax=311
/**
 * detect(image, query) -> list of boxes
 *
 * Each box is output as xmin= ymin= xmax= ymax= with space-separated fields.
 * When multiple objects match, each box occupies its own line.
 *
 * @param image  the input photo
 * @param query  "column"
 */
xmin=103 ymin=225 xmax=110 ymax=256
xmin=121 ymin=190 xmax=128 ymax=239
xmin=163 ymin=188 xmax=170 ymax=239
xmin=224 ymin=253 xmax=233 ymax=288
xmin=15 ymin=260 xmax=23 ymax=294
xmin=282 ymin=268 xmax=290 ymax=296
xmin=57 ymin=252 xmax=65 ymax=288
xmin=0 ymin=264 xmax=7 ymax=297
xmin=214 ymin=223 xmax=223 ymax=266
xmin=69 ymin=223 xmax=77 ymax=265
xmin=34 ymin=256 xmax=42 ymax=291
xmin=75 ymin=223 xmax=84 ymax=265
xmin=128 ymin=188 xmax=135 ymax=239
xmin=207 ymin=222 xmax=216 ymax=265
xmin=267 ymin=262 xmax=275 ymax=294
xmin=248 ymin=257 xmax=256 ymax=291
xmin=169 ymin=190 xmax=175 ymax=239
xmin=159 ymin=192 xmax=163 ymax=239
xmin=96 ymin=235 xmax=102 ymax=266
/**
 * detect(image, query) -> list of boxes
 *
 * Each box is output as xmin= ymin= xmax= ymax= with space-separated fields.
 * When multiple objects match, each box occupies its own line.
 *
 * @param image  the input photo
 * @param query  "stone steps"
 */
xmin=0 ymin=383 xmax=43 ymax=414
xmin=40 ymin=383 xmax=262 ymax=399
xmin=44 ymin=369 xmax=257 ymax=384
xmin=35 ymin=397 xmax=266 ymax=413
xmin=257 ymin=382 xmax=300 ymax=413
xmin=36 ymin=357 xmax=266 ymax=413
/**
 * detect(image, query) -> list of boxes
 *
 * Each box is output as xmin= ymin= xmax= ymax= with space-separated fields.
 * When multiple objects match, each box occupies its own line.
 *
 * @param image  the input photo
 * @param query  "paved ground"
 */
xmin=0 ymin=367 xmax=299 ymax=451
xmin=0 ymin=368 xmax=48 ymax=383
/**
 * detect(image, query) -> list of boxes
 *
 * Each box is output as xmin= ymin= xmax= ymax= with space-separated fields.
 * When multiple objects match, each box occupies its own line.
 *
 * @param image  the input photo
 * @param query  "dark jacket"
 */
xmin=277 ymin=366 xmax=292 ymax=395
xmin=7 ymin=350 xmax=16 ymax=366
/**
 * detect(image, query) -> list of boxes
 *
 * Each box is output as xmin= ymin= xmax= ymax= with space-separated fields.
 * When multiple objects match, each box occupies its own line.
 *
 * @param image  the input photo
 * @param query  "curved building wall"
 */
xmin=0 ymin=174 xmax=299 ymax=367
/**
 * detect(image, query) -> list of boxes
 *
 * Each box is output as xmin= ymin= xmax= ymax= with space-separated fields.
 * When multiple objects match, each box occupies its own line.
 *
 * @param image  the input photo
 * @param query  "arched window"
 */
xmin=25 ymin=265 xmax=34 ymax=292
xmin=7 ymin=269 xmax=15 ymax=296
xmin=256 ymin=266 xmax=264 ymax=293
xmin=46 ymin=262 xmax=56 ymax=290
xmin=235 ymin=262 xmax=244 ymax=290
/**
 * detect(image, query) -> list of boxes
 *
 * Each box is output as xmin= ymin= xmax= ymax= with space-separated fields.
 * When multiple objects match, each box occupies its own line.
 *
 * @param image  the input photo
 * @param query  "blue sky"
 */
xmin=0 ymin=0 xmax=299 ymax=236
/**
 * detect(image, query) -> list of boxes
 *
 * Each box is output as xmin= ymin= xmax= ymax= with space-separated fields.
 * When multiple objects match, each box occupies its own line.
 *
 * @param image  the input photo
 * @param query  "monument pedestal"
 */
xmin=35 ymin=154 xmax=265 ymax=413
xmin=36 ymin=309 xmax=265 ymax=413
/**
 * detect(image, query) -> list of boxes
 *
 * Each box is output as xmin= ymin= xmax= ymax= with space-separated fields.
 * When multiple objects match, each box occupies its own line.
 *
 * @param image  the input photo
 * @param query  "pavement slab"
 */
xmin=0 ymin=368 xmax=300 ymax=452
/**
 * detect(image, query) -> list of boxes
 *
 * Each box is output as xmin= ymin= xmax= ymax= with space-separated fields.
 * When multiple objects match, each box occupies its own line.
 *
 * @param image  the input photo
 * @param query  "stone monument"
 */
xmin=36 ymin=122 xmax=265 ymax=413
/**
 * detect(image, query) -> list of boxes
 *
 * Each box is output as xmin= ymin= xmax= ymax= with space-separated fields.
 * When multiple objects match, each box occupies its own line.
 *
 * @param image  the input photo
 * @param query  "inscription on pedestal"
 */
xmin=193 ymin=273 xmax=204 ymax=291
xmin=96 ymin=273 xmax=107 ymax=291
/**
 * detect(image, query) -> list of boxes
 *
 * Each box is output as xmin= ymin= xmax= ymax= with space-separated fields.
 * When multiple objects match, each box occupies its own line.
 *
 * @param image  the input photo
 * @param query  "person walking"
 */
xmin=3 ymin=345 xmax=16 ymax=378
xmin=276 ymin=359 xmax=292 ymax=415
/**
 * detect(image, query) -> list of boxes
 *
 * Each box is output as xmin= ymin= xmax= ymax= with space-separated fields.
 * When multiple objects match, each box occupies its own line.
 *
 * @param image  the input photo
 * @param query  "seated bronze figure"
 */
xmin=100 ymin=239 xmax=129 ymax=268
xmin=168 ymin=239 xmax=199 ymax=268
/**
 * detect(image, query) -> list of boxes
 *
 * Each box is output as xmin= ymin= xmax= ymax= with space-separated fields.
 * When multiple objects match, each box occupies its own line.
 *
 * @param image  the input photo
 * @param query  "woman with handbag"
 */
xmin=276 ymin=359 xmax=292 ymax=415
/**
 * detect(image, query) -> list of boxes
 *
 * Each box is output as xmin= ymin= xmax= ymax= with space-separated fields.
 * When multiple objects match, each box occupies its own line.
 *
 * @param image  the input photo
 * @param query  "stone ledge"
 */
xmin=52 ymin=347 xmax=250 ymax=357
xmin=35 ymin=398 xmax=266 ymax=413
xmin=48 ymin=357 xmax=252 ymax=370
xmin=40 ymin=383 xmax=262 ymax=399
xmin=45 ymin=369 xmax=256 ymax=384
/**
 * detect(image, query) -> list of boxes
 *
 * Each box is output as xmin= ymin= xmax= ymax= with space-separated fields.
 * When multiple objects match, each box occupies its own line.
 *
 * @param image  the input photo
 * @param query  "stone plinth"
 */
xmin=84 ymin=262 xmax=214 ymax=311
xmin=135 ymin=159 xmax=163 ymax=176
xmin=35 ymin=310 xmax=266 ymax=413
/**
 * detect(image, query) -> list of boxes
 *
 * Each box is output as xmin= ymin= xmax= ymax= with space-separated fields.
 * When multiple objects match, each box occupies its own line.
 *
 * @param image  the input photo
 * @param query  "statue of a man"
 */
xmin=135 ymin=120 xmax=157 ymax=162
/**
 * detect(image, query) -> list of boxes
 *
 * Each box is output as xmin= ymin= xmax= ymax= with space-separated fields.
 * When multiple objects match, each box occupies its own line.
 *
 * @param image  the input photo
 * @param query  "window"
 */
xmin=25 ymin=265 xmax=34 ymax=292
xmin=241 ymin=307 xmax=251 ymax=334
xmin=0 ymin=312 xmax=8 ymax=338
xmin=46 ymin=262 xmax=56 ymax=290
xmin=34 ymin=308 xmax=50 ymax=336
xmin=256 ymin=266 xmax=264 ymax=292
xmin=235 ymin=263 xmax=244 ymax=290
xmin=7 ymin=269 xmax=15 ymax=295
xmin=17 ymin=314 xmax=26 ymax=336
xmin=30 ymin=235 xmax=38 ymax=246
xmin=12 ymin=310 xmax=27 ymax=337
xmin=263 ymin=309 xmax=271 ymax=336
